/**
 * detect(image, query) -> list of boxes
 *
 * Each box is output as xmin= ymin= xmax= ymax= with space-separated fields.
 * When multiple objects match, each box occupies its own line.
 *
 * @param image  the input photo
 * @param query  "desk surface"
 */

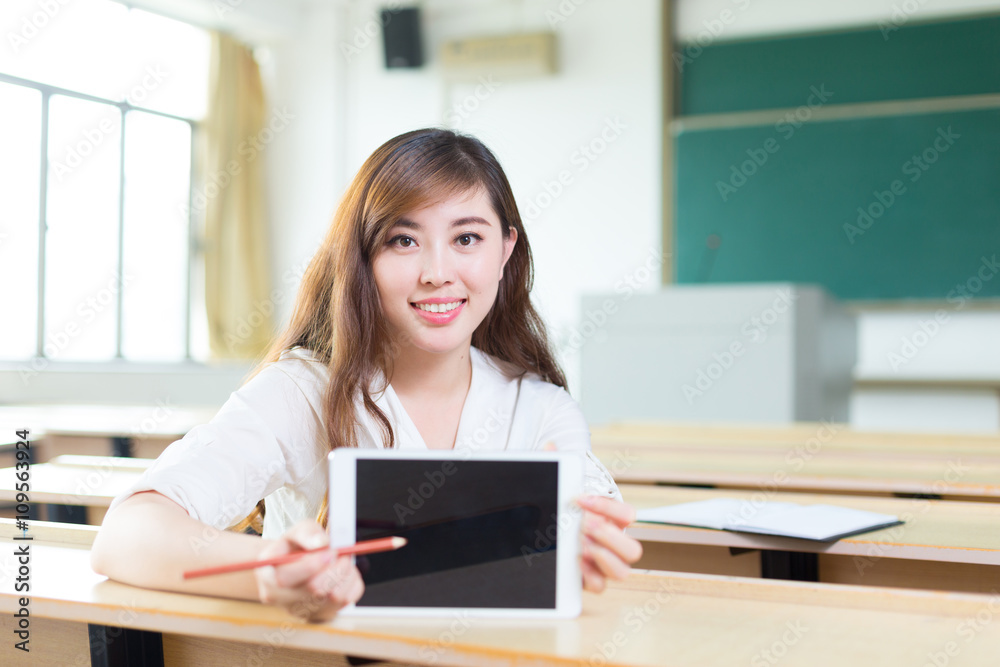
xmin=0 ymin=457 xmax=151 ymax=508
xmin=623 ymin=484 xmax=1000 ymax=566
xmin=4 ymin=525 xmax=1000 ymax=666
xmin=593 ymin=440 xmax=1000 ymax=500
xmin=592 ymin=421 xmax=1000 ymax=452
xmin=0 ymin=404 xmax=217 ymax=439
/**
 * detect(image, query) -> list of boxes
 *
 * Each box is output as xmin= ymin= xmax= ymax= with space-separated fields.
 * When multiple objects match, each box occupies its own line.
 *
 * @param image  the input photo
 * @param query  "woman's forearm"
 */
xmin=90 ymin=491 xmax=270 ymax=601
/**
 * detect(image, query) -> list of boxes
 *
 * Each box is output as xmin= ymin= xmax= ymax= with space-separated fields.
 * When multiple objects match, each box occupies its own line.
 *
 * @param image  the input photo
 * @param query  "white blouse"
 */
xmin=108 ymin=346 xmax=620 ymax=539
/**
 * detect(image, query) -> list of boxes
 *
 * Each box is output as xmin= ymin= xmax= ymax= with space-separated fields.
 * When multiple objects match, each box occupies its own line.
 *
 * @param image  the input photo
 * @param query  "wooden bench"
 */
xmin=0 ymin=455 xmax=152 ymax=525
xmin=0 ymin=404 xmax=216 ymax=461
xmin=592 ymin=422 xmax=1000 ymax=501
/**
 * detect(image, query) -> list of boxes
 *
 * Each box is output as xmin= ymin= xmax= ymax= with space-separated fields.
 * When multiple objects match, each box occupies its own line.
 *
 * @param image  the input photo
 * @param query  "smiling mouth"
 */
xmin=411 ymin=300 xmax=465 ymax=313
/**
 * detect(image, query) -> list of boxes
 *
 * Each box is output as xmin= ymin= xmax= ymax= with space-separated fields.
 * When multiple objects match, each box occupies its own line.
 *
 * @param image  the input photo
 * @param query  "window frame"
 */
xmin=0 ymin=69 xmax=200 ymax=363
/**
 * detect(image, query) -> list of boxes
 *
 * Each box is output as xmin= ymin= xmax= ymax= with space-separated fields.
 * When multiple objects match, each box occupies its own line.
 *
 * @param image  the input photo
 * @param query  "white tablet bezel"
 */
xmin=328 ymin=449 xmax=583 ymax=618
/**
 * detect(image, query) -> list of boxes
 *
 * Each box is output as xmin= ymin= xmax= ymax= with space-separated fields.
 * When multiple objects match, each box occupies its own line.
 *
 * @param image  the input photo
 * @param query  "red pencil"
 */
xmin=182 ymin=536 xmax=407 ymax=579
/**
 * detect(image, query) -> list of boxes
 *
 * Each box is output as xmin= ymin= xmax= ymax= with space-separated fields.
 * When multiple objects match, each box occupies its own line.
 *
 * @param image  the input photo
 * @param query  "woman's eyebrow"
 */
xmin=393 ymin=216 xmax=493 ymax=229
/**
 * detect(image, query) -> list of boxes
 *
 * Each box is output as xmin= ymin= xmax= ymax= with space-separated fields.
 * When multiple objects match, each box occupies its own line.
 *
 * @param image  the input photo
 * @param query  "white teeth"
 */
xmin=415 ymin=301 xmax=462 ymax=313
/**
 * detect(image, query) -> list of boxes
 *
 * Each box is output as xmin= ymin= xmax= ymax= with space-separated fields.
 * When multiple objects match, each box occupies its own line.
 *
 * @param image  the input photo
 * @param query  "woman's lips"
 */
xmin=410 ymin=299 xmax=466 ymax=324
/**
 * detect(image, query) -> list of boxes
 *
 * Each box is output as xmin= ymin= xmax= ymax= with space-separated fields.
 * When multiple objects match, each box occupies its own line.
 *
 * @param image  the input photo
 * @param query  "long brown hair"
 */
xmin=234 ymin=128 xmax=565 ymax=531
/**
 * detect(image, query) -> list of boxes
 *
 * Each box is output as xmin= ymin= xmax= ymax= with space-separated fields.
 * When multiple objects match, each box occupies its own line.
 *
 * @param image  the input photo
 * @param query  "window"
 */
xmin=0 ymin=0 xmax=210 ymax=363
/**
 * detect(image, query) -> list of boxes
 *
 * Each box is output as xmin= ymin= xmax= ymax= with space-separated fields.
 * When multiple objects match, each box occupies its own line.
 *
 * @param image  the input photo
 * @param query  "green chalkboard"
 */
xmin=675 ymin=17 xmax=1000 ymax=300
xmin=679 ymin=16 xmax=1000 ymax=115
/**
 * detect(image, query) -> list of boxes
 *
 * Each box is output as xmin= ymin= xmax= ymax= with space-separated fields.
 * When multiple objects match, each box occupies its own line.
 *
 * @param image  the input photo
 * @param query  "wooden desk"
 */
xmin=623 ymin=484 xmax=1000 ymax=594
xmin=5 ymin=522 xmax=1000 ymax=666
xmin=593 ymin=437 xmax=1000 ymax=502
xmin=0 ymin=456 xmax=151 ymax=524
xmin=0 ymin=404 xmax=217 ymax=460
xmin=593 ymin=421 xmax=1000 ymax=452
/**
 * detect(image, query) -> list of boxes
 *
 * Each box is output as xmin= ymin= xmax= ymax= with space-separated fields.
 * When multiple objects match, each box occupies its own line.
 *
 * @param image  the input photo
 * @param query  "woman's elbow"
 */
xmin=90 ymin=505 xmax=129 ymax=576
xmin=89 ymin=491 xmax=172 ymax=577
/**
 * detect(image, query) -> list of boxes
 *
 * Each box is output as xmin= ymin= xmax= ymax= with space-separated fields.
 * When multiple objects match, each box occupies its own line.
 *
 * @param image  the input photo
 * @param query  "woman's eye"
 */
xmin=390 ymin=235 xmax=414 ymax=248
xmin=457 ymin=233 xmax=481 ymax=246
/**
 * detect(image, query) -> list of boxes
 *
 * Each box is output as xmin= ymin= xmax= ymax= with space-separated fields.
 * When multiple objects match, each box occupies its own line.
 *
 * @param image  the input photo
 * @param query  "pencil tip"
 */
xmin=392 ymin=536 xmax=407 ymax=548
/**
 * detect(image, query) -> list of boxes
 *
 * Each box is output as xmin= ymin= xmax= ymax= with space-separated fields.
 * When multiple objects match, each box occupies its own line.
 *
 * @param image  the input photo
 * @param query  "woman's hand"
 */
xmin=576 ymin=495 xmax=644 ymax=593
xmin=254 ymin=520 xmax=365 ymax=622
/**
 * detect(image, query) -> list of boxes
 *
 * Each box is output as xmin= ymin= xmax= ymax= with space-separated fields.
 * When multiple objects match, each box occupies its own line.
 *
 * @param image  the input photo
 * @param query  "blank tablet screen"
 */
xmin=354 ymin=459 xmax=559 ymax=608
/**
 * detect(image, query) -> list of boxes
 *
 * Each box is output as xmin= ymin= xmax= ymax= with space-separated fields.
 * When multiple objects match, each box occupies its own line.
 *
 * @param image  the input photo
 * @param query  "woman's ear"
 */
xmin=500 ymin=227 xmax=518 ymax=279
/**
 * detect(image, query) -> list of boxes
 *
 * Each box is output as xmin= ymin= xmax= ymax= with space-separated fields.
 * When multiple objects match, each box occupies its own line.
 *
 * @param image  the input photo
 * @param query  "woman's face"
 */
xmin=372 ymin=188 xmax=517 ymax=358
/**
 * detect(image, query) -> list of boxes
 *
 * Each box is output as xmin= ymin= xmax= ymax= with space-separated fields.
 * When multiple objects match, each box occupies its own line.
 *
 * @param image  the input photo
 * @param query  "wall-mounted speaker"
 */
xmin=381 ymin=7 xmax=423 ymax=69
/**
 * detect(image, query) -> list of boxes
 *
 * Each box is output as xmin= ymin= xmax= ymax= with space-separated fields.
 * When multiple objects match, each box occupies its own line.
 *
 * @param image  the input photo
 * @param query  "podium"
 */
xmin=579 ymin=283 xmax=855 ymax=424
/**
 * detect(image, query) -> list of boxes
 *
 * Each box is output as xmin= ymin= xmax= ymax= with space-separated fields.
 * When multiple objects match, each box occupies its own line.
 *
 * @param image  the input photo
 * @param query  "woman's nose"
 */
xmin=420 ymin=245 xmax=455 ymax=286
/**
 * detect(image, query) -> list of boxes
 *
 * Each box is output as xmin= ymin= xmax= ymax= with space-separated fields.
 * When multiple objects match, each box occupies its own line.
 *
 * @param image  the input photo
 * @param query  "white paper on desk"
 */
xmin=729 ymin=504 xmax=903 ymax=541
xmin=636 ymin=498 xmax=799 ymax=530
xmin=636 ymin=499 xmax=903 ymax=541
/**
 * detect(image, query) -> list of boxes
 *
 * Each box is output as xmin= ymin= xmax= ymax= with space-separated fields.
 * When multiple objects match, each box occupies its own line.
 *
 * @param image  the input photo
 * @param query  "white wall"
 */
xmin=259 ymin=0 xmax=662 ymax=395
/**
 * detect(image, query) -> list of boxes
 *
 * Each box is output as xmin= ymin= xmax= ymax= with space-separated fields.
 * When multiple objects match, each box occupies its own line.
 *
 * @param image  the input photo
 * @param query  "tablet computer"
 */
xmin=328 ymin=449 xmax=584 ymax=618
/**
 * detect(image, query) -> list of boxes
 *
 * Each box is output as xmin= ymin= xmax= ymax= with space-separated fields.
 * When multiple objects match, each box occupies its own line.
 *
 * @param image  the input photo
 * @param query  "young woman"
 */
xmin=91 ymin=128 xmax=642 ymax=621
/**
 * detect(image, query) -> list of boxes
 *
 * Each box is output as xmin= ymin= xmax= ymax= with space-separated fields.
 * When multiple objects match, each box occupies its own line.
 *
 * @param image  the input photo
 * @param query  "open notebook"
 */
xmin=636 ymin=498 xmax=903 ymax=541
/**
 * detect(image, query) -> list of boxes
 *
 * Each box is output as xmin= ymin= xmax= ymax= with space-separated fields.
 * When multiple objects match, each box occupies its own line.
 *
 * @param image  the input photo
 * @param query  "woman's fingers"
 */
xmin=581 ymin=556 xmax=606 ymax=593
xmin=284 ymin=519 xmax=330 ymax=551
xmin=578 ymin=502 xmax=644 ymax=589
xmin=274 ymin=550 xmax=333 ymax=588
xmin=576 ymin=495 xmax=637 ymax=529
xmin=263 ymin=556 xmax=365 ymax=621
xmin=254 ymin=520 xmax=366 ymax=621
xmin=584 ymin=513 xmax=644 ymax=565
xmin=584 ymin=539 xmax=634 ymax=581
xmin=308 ymin=555 xmax=361 ymax=600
